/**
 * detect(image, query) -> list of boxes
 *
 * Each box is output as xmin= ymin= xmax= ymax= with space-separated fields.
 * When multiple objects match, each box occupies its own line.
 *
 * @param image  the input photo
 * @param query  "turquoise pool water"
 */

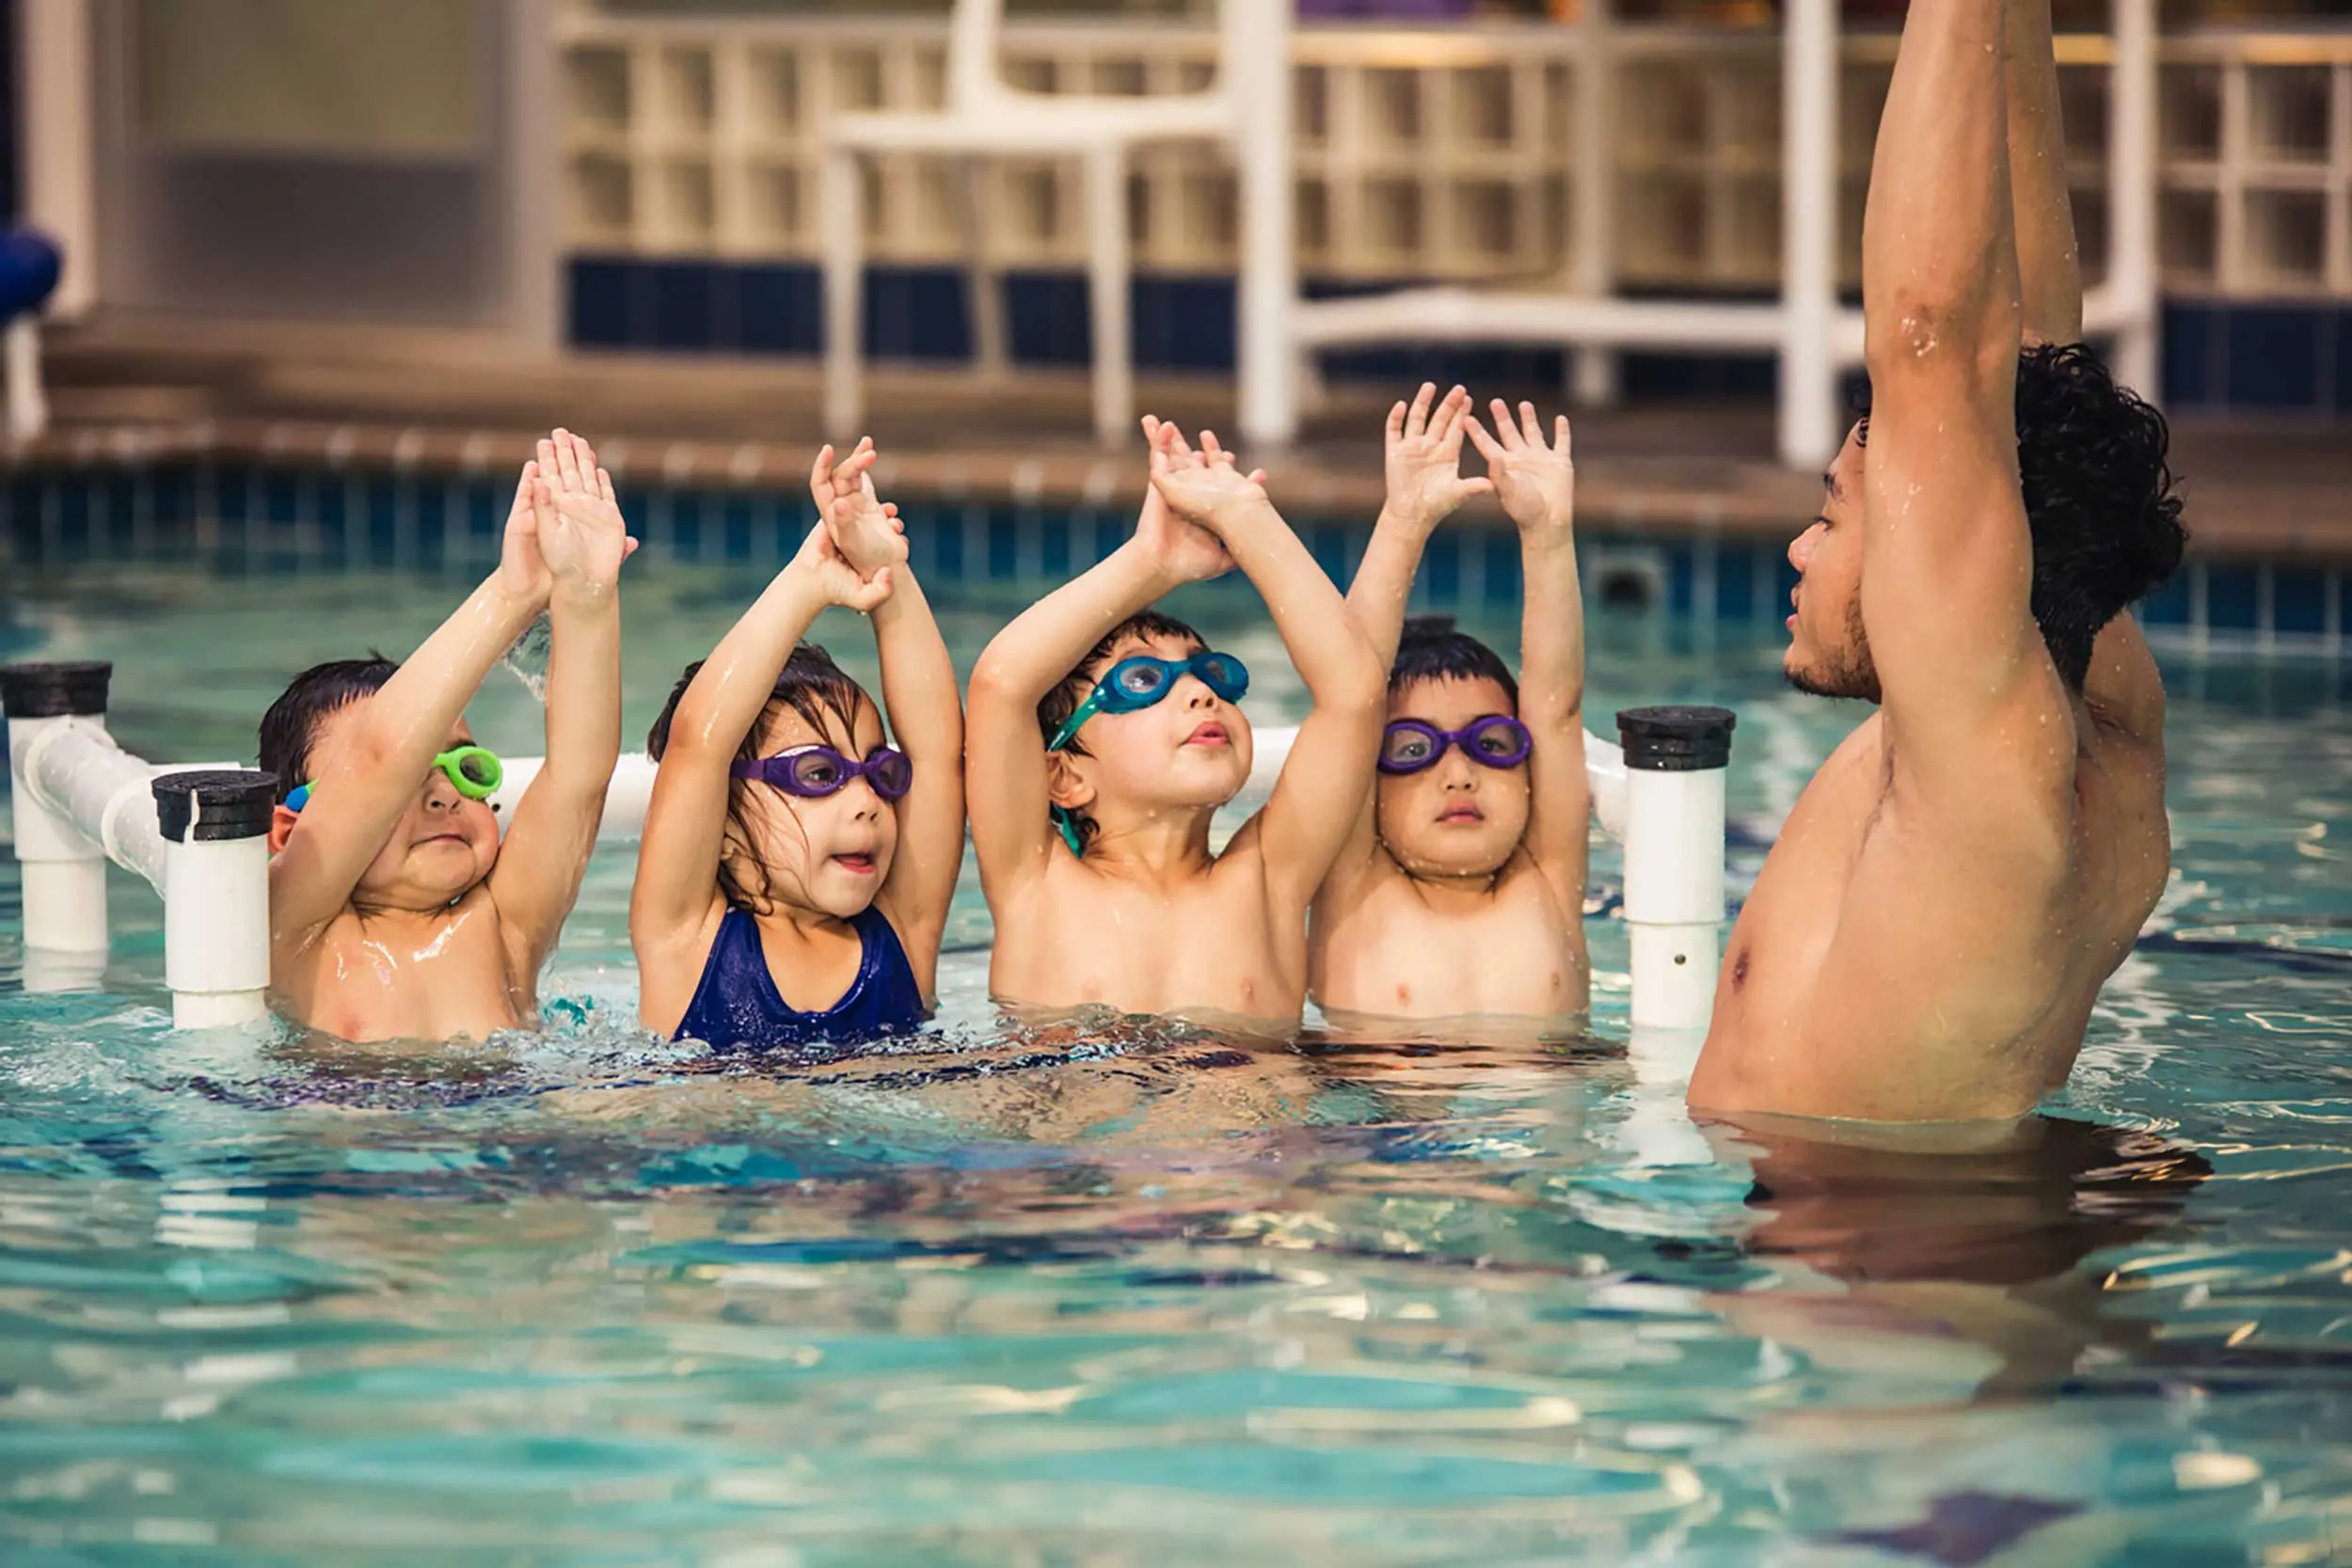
xmin=3 ymin=562 xmax=2350 ymax=1565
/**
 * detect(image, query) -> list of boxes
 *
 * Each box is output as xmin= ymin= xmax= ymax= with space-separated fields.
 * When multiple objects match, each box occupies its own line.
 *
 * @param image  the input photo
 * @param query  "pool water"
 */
xmin=3 ymin=562 xmax=2351 ymax=1566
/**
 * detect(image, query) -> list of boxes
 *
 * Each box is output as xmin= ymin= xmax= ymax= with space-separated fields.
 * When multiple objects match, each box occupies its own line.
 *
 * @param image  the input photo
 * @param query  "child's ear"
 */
xmin=267 ymin=805 xmax=299 ymax=856
xmin=1043 ymin=752 xmax=1095 ymax=813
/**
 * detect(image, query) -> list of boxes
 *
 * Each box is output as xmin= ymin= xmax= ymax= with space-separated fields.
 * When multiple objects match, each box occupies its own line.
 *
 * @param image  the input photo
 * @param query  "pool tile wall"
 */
xmin=5 ymin=461 xmax=2344 ymax=658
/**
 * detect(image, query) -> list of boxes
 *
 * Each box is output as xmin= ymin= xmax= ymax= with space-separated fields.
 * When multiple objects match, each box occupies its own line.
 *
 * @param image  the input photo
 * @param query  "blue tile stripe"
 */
xmin=2 ymin=459 xmax=2345 ymax=659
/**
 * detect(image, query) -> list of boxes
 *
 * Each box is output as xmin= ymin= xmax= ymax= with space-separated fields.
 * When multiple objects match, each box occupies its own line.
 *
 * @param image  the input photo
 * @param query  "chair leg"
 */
xmin=821 ymin=147 xmax=866 ymax=442
xmin=961 ymin=159 xmax=1008 ymax=381
xmin=1084 ymin=146 xmax=1132 ymax=449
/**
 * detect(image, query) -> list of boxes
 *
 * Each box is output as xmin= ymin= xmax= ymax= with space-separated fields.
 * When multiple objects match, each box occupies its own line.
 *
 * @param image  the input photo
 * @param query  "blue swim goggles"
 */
xmin=1045 ymin=650 xmax=1249 ymax=752
xmin=1046 ymin=650 xmax=1249 ymax=854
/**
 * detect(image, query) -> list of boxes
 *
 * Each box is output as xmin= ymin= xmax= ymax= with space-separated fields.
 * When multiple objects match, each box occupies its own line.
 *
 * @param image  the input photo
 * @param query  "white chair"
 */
xmin=820 ymin=0 xmax=1277 ymax=447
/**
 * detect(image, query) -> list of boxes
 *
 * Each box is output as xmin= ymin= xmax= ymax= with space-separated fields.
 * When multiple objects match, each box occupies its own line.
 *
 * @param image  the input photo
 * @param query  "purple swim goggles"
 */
xmin=1377 ymin=715 xmax=1533 ymax=775
xmin=731 ymin=745 xmax=913 ymax=800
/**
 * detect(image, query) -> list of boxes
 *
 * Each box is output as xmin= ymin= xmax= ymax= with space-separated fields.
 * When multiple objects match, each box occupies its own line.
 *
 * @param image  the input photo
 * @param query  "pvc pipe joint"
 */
xmin=1617 ymin=705 xmax=1735 ymax=1034
xmin=151 ymin=769 xmax=276 ymax=1031
xmin=4 ymin=660 xmax=114 ymax=960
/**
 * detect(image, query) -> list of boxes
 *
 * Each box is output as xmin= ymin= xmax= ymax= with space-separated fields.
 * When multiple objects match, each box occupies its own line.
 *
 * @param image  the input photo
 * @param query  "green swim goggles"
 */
xmin=1046 ymin=650 xmax=1249 ymax=854
xmin=283 ymin=745 xmax=504 ymax=813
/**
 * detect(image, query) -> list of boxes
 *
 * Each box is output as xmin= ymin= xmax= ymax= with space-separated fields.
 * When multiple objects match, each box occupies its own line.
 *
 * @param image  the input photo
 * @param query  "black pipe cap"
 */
xmin=152 ymin=769 xmax=278 ymax=843
xmin=0 ymin=660 xmax=112 ymax=720
xmin=1616 ymin=705 xmax=1737 ymax=772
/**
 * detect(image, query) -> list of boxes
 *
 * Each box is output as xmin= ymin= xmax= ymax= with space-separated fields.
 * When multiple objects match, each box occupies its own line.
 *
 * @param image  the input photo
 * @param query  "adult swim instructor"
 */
xmin=1689 ymin=0 xmax=2185 ymax=1123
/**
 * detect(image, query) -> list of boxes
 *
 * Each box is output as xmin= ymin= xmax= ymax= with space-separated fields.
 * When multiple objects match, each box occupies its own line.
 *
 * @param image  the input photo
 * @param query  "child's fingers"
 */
xmin=1459 ymin=474 xmax=1495 ymax=497
xmin=622 ymin=536 xmax=641 ymax=562
xmin=810 ymin=444 xmax=836 ymax=497
xmin=1384 ymin=400 xmax=1407 ymax=446
xmin=508 ymin=459 xmax=539 ymax=522
xmin=569 ymin=431 xmax=599 ymax=483
xmin=1553 ymin=415 xmax=1573 ymax=458
xmin=1518 ymin=401 xmax=1544 ymax=447
xmin=1245 ymin=468 xmax=1267 ymax=486
xmin=550 ymin=429 xmax=583 ymax=490
xmin=596 ymin=467 xmax=615 ymax=505
xmin=1488 ymin=400 xmax=1522 ymax=451
xmin=1461 ymin=414 xmax=1504 ymax=463
xmin=1405 ymin=381 xmax=1437 ymax=439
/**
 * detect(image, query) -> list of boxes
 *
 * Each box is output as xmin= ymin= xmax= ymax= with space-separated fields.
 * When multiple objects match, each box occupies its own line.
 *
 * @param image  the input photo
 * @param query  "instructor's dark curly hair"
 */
xmin=1860 ymin=341 xmax=2186 ymax=690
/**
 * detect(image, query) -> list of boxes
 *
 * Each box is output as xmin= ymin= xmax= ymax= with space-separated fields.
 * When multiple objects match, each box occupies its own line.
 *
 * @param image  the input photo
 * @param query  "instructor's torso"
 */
xmin=1691 ymin=698 xmax=2168 ymax=1121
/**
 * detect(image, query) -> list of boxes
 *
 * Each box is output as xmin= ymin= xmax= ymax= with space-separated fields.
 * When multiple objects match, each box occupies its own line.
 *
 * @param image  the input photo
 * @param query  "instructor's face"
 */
xmin=1782 ymin=421 xmax=1881 ymax=703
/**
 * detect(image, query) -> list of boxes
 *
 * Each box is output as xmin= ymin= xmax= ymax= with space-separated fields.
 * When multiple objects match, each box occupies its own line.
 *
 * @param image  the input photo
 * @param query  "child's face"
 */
xmin=729 ymin=698 xmax=898 ymax=919
xmin=1056 ymin=631 xmax=1254 ymax=828
xmin=309 ymin=704 xmax=502 ymax=911
xmin=1375 ymin=675 xmax=1530 ymax=880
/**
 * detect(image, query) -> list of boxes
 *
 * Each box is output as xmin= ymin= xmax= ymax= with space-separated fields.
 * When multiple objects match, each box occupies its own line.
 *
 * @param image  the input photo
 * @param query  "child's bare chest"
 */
xmin=1319 ymin=868 xmax=1584 ymax=1020
xmin=998 ymin=864 xmax=1302 ymax=1023
xmin=297 ymin=902 xmax=524 ymax=1044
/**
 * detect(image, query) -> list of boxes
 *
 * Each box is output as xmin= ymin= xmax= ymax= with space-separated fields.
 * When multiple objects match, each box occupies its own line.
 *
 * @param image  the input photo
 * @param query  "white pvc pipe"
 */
xmin=161 ymin=837 xmax=269 ymax=1030
xmin=1778 ymin=0 xmax=1840 ymax=468
xmin=485 ymin=752 xmax=659 ymax=843
xmin=17 ymin=717 xmax=172 ymax=895
xmin=1623 ymin=766 xmax=1726 ymax=1032
xmin=151 ymin=772 xmax=275 ymax=1031
xmin=5 ymin=316 xmax=47 ymax=444
xmin=8 ymin=714 xmax=112 ymax=954
xmin=1232 ymin=0 xmax=1296 ymax=451
xmin=2108 ymin=0 xmax=2160 ymax=397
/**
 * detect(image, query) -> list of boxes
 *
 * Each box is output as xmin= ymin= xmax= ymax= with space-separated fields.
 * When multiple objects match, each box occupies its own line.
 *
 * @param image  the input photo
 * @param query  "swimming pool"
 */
xmin=3 ymin=558 xmax=2350 ymax=1564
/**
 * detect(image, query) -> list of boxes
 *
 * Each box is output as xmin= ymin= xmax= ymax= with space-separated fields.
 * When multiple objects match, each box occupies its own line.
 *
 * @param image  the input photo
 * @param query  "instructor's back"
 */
xmin=1690 ymin=0 xmax=2185 ymax=1123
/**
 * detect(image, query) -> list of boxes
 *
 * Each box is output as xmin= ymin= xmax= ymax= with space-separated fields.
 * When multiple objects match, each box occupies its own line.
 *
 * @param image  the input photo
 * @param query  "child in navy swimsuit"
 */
xmin=629 ymin=439 xmax=964 ymax=1053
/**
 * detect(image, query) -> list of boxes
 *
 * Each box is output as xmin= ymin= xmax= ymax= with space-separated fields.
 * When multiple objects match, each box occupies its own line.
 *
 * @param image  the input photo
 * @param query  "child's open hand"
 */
xmin=498 ymin=461 xmax=552 ymax=604
xmin=532 ymin=429 xmax=637 ymax=600
xmin=1385 ymin=383 xmax=1492 ymax=532
xmin=1133 ymin=416 xmax=1235 ymax=585
xmin=811 ymin=437 xmax=910 ymax=580
xmin=1466 ymin=400 xmax=1574 ymax=536
xmin=1145 ymin=419 xmax=1270 ymax=549
xmin=787 ymin=517 xmax=893 ymax=613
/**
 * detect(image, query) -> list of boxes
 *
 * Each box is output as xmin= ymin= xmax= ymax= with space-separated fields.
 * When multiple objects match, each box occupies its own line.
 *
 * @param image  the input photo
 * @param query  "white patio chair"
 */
xmin=820 ymin=0 xmax=1274 ymax=447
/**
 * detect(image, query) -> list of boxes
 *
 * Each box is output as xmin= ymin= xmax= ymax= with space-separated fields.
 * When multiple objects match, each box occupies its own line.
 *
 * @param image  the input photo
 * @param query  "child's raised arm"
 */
xmin=630 ymin=519 xmax=893 ymax=979
xmin=1148 ymin=425 xmax=1386 ymax=916
xmin=964 ymin=419 xmax=1232 ymax=899
xmin=814 ymin=440 xmax=961 ymax=994
xmin=1467 ymin=402 xmax=1588 ymax=910
xmin=489 ymin=431 xmax=634 ymax=978
xmin=269 ymin=466 xmax=551 ymax=958
xmin=1323 ymin=383 xmax=1493 ymax=897
xmin=1350 ymin=384 xmax=1491 ymax=668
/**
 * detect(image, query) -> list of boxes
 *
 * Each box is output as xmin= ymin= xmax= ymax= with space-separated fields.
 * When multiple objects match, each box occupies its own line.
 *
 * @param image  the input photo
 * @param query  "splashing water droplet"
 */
xmin=502 ymin=612 xmax=552 ymax=704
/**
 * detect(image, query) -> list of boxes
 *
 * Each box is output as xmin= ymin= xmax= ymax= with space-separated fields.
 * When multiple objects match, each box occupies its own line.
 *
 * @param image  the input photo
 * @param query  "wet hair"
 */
xmin=1389 ymin=615 xmax=1518 ymax=710
xmin=1037 ymin=609 xmax=1206 ymax=855
xmin=257 ymin=655 xmax=399 ymax=803
xmin=1858 ymin=341 xmax=2186 ymax=690
xmin=646 ymin=642 xmax=875 ymax=911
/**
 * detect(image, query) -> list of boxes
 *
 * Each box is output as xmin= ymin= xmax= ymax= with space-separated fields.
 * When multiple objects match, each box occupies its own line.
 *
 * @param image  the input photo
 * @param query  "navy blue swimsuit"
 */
xmin=673 ymin=905 xmax=928 ymax=1055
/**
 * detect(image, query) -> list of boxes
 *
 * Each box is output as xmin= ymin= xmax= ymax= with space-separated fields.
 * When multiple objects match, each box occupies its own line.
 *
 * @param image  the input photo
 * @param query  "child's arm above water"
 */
xmin=1148 ymin=424 xmax=1387 ymax=915
xmin=631 ymin=516 xmax=894 ymax=981
xmin=268 ymin=463 xmax=554 ymax=959
xmin=1324 ymin=384 xmax=1493 ymax=894
xmin=965 ymin=420 xmax=1234 ymax=896
xmin=1350 ymin=384 xmax=1491 ymax=669
xmin=1467 ymin=402 xmax=1589 ymax=909
xmin=489 ymin=431 xmax=635 ymax=980
xmin=814 ymin=439 xmax=962 ymax=995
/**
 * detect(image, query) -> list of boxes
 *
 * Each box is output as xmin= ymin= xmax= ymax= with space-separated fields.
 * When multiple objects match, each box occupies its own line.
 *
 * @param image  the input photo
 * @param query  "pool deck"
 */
xmin=15 ymin=312 xmax=2352 ymax=563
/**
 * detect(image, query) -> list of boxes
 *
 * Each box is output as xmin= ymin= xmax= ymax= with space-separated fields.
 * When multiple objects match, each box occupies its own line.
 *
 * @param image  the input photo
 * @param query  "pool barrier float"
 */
xmin=4 ymin=658 xmax=1733 ymax=1037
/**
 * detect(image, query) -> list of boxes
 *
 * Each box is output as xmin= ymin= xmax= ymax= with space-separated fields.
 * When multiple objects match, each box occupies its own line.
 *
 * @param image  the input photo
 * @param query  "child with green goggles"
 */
xmin=283 ymin=745 xmax=504 ymax=813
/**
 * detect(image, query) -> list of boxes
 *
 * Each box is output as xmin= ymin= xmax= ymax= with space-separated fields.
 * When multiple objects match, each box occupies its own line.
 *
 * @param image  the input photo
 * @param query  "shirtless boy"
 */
xmin=1310 ymin=384 xmax=1590 ymax=1031
xmin=965 ymin=419 xmax=1385 ymax=1034
xmin=258 ymin=431 xmax=632 ymax=1043
xmin=1689 ymin=0 xmax=2185 ymax=1122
